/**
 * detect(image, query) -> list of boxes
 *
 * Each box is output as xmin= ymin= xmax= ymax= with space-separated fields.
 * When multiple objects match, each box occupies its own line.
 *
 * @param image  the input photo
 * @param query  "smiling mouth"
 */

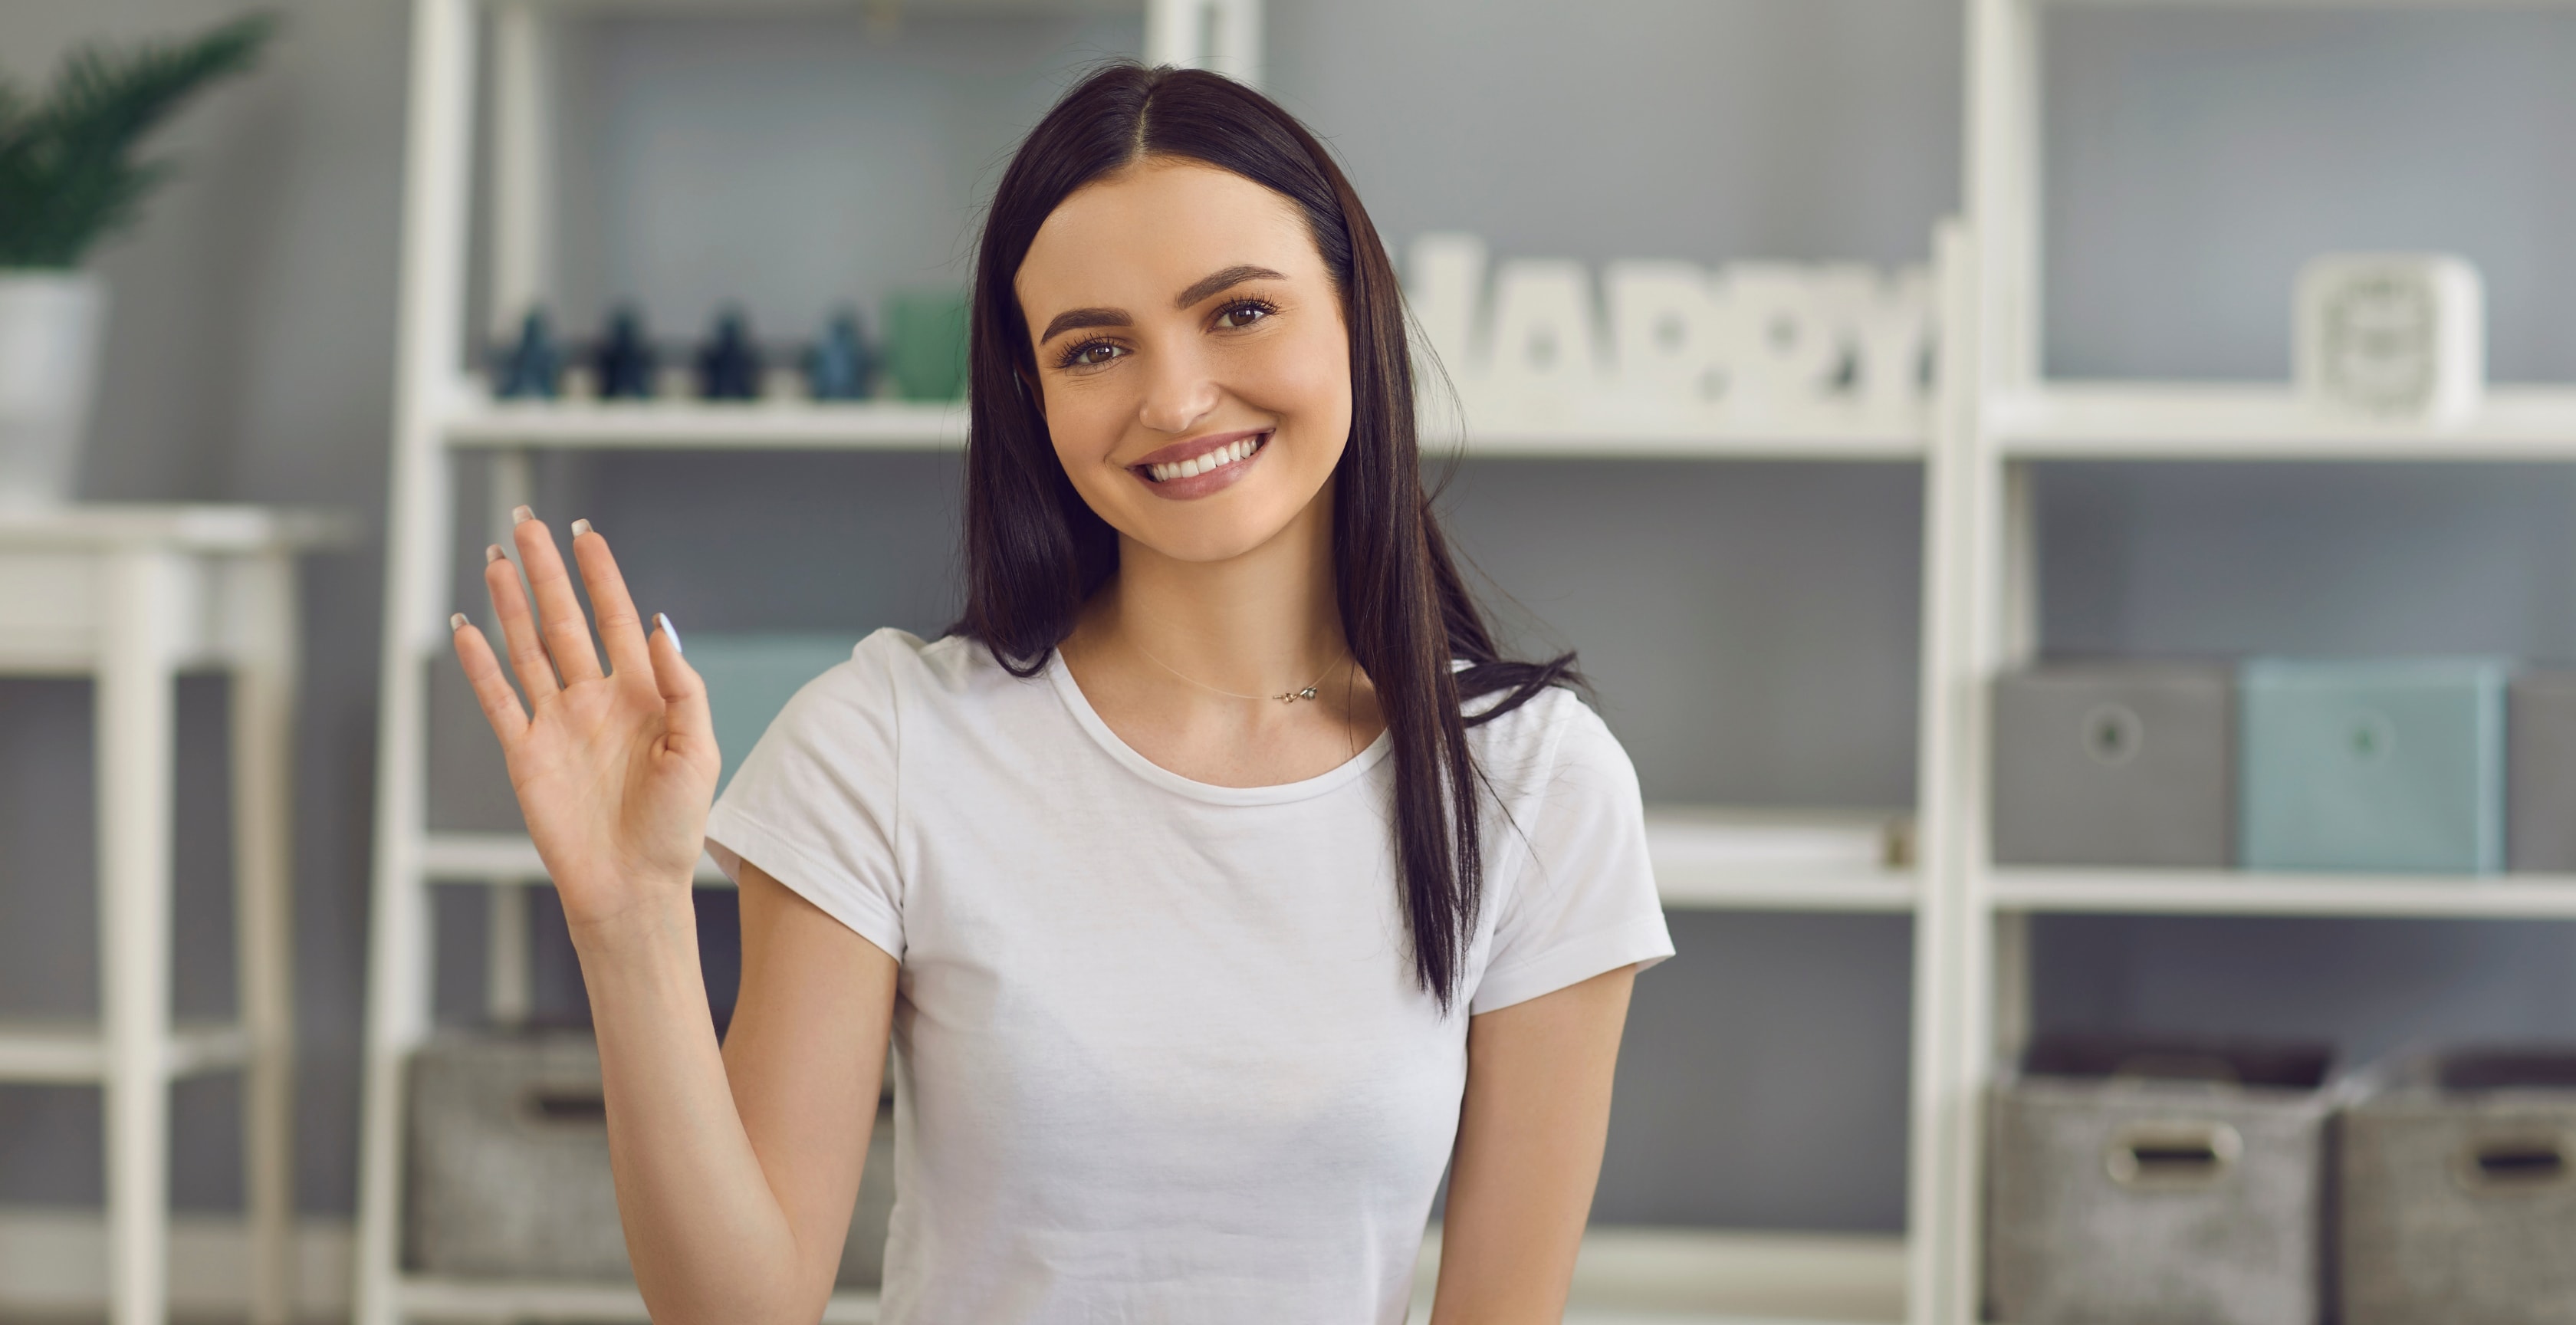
xmin=1137 ymin=432 xmax=1269 ymax=483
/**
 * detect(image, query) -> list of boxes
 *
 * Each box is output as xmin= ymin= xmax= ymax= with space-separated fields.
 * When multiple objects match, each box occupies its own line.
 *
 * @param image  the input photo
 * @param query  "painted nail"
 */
xmin=485 ymin=544 xmax=504 ymax=564
xmin=570 ymin=518 xmax=592 ymax=538
xmin=449 ymin=612 xmax=468 ymax=632
xmin=511 ymin=505 xmax=534 ymax=524
xmin=656 ymin=611 xmax=684 ymax=655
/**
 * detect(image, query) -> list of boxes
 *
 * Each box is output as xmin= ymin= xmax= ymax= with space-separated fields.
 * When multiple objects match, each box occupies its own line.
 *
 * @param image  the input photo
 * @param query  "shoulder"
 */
xmin=827 ymin=627 xmax=1023 ymax=698
xmin=1464 ymin=682 xmax=1631 ymax=801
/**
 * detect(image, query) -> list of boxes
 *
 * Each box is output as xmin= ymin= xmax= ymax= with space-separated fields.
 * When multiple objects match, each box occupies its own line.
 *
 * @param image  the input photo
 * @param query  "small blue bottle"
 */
xmin=806 ymin=309 xmax=873 ymax=400
xmin=698 ymin=308 xmax=762 ymax=400
xmin=595 ymin=306 xmax=658 ymax=400
xmin=491 ymin=309 xmax=561 ymax=399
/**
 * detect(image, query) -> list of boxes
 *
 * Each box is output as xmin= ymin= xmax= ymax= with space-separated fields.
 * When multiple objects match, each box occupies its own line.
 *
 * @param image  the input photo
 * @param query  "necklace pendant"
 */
xmin=1278 ymin=686 xmax=1319 ymax=704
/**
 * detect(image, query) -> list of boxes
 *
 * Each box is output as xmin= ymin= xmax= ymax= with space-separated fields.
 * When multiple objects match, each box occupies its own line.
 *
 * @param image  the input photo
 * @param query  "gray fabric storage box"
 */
xmin=407 ymin=1033 xmax=895 ymax=1284
xmin=1991 ymin=662 xmax=2234 ymax=867
xmin=1987 ymin=1034 xmax=2336 ymax=1325
xmin=2510 ymin=673 xmax=2576 ymax=872
xmin=2342 ymin=1049 xmax=2576 ymax=1325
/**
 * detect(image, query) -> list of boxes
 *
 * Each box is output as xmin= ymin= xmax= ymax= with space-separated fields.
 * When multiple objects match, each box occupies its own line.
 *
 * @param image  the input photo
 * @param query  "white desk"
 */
xmin=0 ymin=505 xmax=345 ymax=1325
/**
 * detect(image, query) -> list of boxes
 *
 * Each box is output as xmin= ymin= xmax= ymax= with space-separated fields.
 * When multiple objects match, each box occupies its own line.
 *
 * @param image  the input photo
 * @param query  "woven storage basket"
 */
xmin=2342 ymin=1049 xmax=2576 ymax=1325
xmin=1987 ymin=1034 xmax=2337 ymax=1325
xmin=407 ymin=1032 xmax=895 ymax=1284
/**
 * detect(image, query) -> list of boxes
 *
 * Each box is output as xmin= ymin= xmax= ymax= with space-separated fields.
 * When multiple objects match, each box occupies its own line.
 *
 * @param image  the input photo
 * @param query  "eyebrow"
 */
xmin=1034 ymin=264 xmax=1288 ymax=344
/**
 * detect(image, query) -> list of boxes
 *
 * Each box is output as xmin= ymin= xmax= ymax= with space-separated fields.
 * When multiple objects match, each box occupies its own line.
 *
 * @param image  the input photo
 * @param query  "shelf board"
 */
xmin=422 ymin=833 xmax=729 ymax=886
xmin=427 ymin=814 xmax=1917 ymax=912
xmin=0 ymin=1021 xmax=254 ymax=1085
xmin=1989 ymin=866 xmax=2576 ymax=919
xmin=399 ymin=1274 xmax=876 ymax=1323
xmin=439 ymin=397 xmax=1927 ymax=460
xmin=1991 ymin=382 xmax=2576 ymax=460
xmin=1454 ymin=416 xmax=1926 ymax=461
xmin=443 ymin=398 xmax=967 ymax=451
xmin=2044 ymin=0 xmax=2576 ymax=8
xmin=1647 ymin=807 xmax=1916 ymax=912
xmin=1412 ymin=1225 xmax=1904 ymax=1325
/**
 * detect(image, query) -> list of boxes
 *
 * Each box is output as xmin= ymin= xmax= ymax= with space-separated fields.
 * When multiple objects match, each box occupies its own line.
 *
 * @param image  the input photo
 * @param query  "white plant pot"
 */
xmin=0 ymin=271 xmax=109 ymax=508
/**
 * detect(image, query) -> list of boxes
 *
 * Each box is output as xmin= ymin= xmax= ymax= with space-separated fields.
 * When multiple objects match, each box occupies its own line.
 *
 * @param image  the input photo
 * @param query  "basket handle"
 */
xmin=2104 ymin=1121 xmax=2242 ymax=1189
xmin=2456 ymin=1133 xmax=2574 ymax=1196
xmin=521 ymin=1086 xmax=608 ymax=1126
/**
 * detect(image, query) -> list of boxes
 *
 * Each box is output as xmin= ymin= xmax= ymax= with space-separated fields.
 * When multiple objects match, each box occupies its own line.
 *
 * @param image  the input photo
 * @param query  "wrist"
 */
xmin=565 ymin=886 xmax=700 ymax=965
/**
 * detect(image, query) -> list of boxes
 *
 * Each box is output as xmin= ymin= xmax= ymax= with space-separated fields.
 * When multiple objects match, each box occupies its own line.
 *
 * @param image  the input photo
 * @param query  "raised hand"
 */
xmin=450 ymin=508 xmax=720 ymax=930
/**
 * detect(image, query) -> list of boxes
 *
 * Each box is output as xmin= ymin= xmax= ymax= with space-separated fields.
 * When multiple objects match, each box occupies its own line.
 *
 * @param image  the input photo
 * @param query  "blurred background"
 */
xmin=5 ymin=1 xmax=2576 ymax=1322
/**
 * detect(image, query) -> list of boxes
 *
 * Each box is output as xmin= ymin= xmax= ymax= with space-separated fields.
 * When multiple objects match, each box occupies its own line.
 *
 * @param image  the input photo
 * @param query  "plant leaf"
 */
xmin=0 ymin=12 xmax=279 ymax=268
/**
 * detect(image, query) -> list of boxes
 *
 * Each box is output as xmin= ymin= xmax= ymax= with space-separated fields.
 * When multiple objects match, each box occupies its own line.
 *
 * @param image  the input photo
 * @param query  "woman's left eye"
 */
xmin=1214 ymin=300 xmax=1274 ymax=330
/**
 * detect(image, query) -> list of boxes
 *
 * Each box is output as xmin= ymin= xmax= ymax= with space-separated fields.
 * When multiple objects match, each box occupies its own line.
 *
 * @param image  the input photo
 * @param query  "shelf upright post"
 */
xmin=482 ymin=449 xmax=537 ymax=1027
xmin=1146 ymin=0 xmax=1263 ymax=87
xmin=490 ymin=0 xmax=557 ymax=341
xmin=1905 ymin=218 xmax=1980 ymax=1325
xmin=359 ymin=0 xmax=481 ymax=1321
xmin=1943 ymin=0 xmax=2049 ymax=1320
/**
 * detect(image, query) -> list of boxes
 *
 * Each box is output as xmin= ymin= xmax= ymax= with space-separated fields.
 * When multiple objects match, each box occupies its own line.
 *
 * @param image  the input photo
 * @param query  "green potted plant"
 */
xmin=0 ymin=12 xmax=277 ymax=507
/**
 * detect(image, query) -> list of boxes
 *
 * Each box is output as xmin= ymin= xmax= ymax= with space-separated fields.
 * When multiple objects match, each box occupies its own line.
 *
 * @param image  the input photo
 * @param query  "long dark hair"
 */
xmin=955 ymin=62 xmax=1578 ymax=1014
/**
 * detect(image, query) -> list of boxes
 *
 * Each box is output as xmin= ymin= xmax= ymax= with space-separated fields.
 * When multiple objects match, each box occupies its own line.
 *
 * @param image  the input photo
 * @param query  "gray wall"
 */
xmin=7 ymin=0 xmax=2576 ymax=1243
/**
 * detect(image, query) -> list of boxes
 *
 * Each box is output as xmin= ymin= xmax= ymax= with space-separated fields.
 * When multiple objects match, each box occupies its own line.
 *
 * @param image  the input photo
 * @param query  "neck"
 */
xmin=1094 ymin=492 xmax=1342 ymax=696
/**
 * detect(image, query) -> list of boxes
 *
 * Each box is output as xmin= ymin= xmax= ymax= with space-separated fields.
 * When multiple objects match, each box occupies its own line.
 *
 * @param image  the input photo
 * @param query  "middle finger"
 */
xmin=512 ymin=506 xmax=605 ymax=685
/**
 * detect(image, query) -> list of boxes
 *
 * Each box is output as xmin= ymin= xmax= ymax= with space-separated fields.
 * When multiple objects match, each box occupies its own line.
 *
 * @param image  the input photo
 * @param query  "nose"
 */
xmin=1135 ymin=340 xmax=1221 ymax=436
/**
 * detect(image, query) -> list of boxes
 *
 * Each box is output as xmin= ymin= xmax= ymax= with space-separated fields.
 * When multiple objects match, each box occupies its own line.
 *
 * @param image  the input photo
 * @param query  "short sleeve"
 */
xmin=1470 ymin=699 xmax=1674 ymax=1015
xmin=703 ymin=631 xmax=907 ymax=962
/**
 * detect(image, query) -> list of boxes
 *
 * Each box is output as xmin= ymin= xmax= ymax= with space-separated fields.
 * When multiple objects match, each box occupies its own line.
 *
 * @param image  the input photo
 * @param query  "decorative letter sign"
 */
xmin=1408 ymin=232 xmax=1935 ymax=441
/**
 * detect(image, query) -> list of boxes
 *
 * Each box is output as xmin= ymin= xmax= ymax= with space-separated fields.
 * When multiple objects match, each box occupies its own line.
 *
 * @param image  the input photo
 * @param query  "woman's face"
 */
xmin=1014 ymin=157 xmax=1353 ymax=564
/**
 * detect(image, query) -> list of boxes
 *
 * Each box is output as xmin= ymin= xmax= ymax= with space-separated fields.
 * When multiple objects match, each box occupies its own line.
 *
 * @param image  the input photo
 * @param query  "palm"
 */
xmin=452 ymin=513 xmax=718 ymax=928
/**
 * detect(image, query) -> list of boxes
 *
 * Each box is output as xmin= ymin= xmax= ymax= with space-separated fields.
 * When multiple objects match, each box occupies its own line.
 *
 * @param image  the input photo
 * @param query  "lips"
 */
xmin=1129 ymin=429 xmax=1270 ymax=485
xmin=1143 ymin=433 xmax=1261 ymax=482
xmin=1127 ymin=429 xmax=1271 ymax=500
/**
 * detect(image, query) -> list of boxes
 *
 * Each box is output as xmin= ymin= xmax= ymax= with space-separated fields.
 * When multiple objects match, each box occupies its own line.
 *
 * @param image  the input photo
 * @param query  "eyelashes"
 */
xmin=1050 ymin=298 xmax=1282 ymax=371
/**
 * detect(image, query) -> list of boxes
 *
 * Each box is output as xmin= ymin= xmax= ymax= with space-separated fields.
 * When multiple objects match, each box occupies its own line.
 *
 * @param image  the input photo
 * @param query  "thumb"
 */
xmin=649 ymin=613 xmax=717 ymax=763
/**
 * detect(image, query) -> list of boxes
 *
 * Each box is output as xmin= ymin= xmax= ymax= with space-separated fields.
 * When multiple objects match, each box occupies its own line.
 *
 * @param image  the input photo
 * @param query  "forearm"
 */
xmin=573 ymin=895 xmax=805 ymax=1324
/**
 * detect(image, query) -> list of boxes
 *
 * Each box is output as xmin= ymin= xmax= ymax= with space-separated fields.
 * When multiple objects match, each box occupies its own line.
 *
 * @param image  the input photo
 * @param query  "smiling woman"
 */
xmin=446 ymin=61 xmax=1673 ymax=1325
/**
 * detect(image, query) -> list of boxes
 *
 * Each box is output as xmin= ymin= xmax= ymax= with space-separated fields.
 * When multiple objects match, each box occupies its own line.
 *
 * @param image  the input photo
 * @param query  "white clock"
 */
xmin=2295 ymin=253 xmax=2483 ymax=424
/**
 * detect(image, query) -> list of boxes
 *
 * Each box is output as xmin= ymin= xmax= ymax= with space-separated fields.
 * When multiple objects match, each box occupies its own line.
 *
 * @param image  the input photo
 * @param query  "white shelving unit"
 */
xmin=1926 ymin=2 xmax=2576 ymax=1323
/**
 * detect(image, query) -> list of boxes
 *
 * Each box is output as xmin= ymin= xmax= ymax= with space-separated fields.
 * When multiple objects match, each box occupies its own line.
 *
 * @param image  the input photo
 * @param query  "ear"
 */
xmin=1017 ymin=368 xmax=1046 ymax=419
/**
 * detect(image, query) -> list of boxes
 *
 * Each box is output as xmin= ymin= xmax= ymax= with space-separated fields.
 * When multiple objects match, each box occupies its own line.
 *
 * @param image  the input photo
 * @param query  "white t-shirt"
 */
xmin=703 ymin=628 xmax=1674 ymax=1324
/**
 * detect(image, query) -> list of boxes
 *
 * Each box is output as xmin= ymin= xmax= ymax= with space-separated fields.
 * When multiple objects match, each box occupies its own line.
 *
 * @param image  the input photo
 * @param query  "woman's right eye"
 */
xmin=1062 ymin=340 xmax=1125 ymax=369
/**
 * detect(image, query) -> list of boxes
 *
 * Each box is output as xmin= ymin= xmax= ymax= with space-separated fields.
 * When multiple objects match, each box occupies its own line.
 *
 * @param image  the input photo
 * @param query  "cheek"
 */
xmin=1040 ymin=376 xmax=1133 ymax=472
xmin=1240 ymin=321 xmax=1353 ymax=448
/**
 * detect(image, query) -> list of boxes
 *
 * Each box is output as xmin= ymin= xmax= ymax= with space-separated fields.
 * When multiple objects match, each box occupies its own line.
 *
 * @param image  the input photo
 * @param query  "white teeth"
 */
xmin=1144 ymin=436 xmax=1264 ymax=482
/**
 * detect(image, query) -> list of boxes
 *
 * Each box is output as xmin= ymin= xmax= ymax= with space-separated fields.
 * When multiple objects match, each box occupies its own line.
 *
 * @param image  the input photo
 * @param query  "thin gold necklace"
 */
xmin=1126 ymin=635 xmax=1346 ymax=705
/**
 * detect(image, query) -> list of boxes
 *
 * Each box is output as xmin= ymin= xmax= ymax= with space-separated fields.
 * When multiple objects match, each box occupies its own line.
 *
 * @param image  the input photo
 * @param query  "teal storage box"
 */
xmin=2238 ymin=658 xmax=2509 ymax=873
xmin=685 ymin=633 xmax=859 ymax=791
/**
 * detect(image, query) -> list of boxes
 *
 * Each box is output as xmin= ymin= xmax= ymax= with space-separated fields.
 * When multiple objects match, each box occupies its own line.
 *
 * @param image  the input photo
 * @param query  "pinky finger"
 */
xmin=452 ymin=613 xmax=531 ymax=746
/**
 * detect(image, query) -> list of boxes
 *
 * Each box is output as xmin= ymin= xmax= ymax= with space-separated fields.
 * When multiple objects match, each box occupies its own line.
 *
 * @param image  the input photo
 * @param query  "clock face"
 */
xmin=2319 ymin=270 xmax=2438 ymax=415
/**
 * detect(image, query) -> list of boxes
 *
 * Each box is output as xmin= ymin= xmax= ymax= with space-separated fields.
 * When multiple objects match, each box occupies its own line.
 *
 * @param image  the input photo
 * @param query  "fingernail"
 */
xmin=656 ymin=611 xmax=684 ymax=655
xmin=571 ymin=518 xmax=592 ymax=538
xmin=485 ymin=544 xmax=504 ymax=564
xmin=449 ymin=612 xmax=468 ymax=632
xmin=511 ymin=505 xmax=534 ymax=524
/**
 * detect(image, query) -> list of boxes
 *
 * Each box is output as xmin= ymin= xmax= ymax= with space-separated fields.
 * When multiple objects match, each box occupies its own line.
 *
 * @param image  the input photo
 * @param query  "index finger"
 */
xmin=568 ymin=520 xmax=653 ymax=682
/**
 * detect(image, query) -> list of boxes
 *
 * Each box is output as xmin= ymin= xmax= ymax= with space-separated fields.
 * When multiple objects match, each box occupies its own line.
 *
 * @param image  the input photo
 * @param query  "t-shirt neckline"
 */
xmin=1043 ymin=647 xmax=1394 ymax=806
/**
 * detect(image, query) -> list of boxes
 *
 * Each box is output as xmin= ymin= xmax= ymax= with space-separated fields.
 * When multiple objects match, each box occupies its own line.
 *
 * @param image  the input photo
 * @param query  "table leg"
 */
xmin=100 ymin=550 xmax=178 ymax=1325
xmin=233 ymin=551 xmax=300 ymax=1325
